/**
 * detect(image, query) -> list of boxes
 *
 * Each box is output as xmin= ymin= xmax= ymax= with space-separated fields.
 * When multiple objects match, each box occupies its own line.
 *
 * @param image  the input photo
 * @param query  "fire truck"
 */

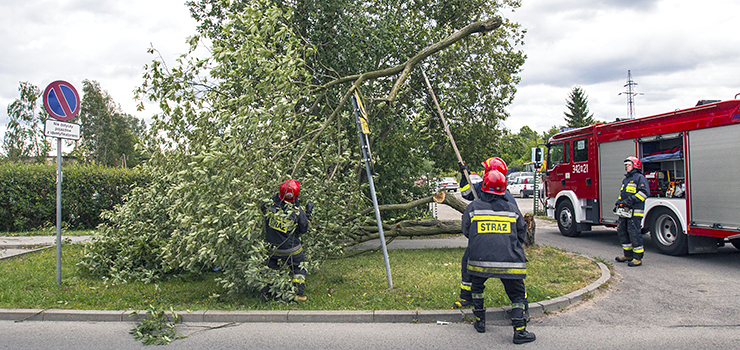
xmin=543 ymin=99 xmax=740 ymax=255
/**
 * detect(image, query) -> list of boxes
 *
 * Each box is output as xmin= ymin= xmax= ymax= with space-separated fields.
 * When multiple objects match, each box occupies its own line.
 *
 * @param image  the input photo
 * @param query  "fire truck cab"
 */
xmin=544 ymin=99 xmax=740 ymax=255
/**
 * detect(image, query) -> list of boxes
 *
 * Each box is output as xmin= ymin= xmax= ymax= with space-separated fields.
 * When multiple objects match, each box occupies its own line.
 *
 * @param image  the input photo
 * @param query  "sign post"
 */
xmin=42 ymin=80 xmax=81 ymax=285
xmin=350 ymin=88 xmax=393 ymax=289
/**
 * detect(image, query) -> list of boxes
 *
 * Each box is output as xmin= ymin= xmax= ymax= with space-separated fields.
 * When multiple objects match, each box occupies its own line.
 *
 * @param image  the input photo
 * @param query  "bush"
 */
xmin=0 ymin=162 xmax=149 ymax=232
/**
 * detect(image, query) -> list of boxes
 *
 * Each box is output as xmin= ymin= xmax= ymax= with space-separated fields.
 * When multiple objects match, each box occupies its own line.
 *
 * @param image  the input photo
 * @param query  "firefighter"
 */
xmin=462 ymin=170 xmax=535 ymax=344
xmin=455 ymin=157 xmax=522 ymax=309
xmin=614 ymin=156 xmax=650 ymax=267
xmin=260 ymin=179 xmax=314 ymax=301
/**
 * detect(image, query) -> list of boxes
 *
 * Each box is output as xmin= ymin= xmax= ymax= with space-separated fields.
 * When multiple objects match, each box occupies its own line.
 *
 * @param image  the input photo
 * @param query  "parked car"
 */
xmin=436 ymin=177 xmax=459 ymax=192
xmin=507 ymin=175 xmax=535 ymax=198
xmin=468 ymin=173 xmax=482 ymax=184
xmin=507 ymin=171 xmax=533 ymax=184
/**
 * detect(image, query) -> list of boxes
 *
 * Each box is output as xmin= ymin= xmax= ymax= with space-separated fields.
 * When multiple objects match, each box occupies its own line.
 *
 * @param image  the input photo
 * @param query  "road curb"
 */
xmin=0 ymin=261 xmax=610 ymax=324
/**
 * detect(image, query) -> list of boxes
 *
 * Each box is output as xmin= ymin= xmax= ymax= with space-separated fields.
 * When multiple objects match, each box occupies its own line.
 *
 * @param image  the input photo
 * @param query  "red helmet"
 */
xmin=279 ymin=179 xmax=301 ymax=202
xmin=624 ymin=156 xmax=642 ymax=170
xmin=482 ymin=170 xmax=507 ymax=195
xmin=481 ymin=157 xmax=507 ymax=175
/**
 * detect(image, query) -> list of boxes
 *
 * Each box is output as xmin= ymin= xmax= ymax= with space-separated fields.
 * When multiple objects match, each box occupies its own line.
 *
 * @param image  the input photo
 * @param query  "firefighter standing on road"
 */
xmin=455 ymin=157 xmax=522 ymax=309
xmin=614 ymin=156 xmax=650 ymax=267
xmin=260 ymin=179 xmax=313 ymax=301
xmin=462 ymin=170 xmax=536 ymax=344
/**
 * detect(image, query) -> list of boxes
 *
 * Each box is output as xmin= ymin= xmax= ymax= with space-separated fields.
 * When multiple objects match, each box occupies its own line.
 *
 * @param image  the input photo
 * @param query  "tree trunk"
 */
xmin=345 ymin=191 xmax=466 ymax=244
xmin=342 ymin=191 xmax=537 ymax=247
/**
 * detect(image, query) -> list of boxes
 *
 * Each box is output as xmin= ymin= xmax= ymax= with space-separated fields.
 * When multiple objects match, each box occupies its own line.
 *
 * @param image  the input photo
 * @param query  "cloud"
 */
xmin=503 ymin=0 xmax=740 ymax=134
xmin=0 ymin=0 xmax=197 ymax=145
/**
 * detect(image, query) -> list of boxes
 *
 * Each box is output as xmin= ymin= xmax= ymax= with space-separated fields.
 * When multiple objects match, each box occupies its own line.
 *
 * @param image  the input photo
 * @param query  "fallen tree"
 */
xmin=347 ymin=191 xmax=536 ymax=247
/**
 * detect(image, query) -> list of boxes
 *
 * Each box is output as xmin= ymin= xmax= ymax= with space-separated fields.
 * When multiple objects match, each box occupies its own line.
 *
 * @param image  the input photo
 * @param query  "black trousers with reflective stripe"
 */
xmin=459 ymin=247 xmax=472 ymax=300
xmin=471 ymin=275 xmax=526 ymax=312
xmin=616 ymin=216 xmax=644 ymax=260
xmin=267 ymin=251 xmax=307 ymax=295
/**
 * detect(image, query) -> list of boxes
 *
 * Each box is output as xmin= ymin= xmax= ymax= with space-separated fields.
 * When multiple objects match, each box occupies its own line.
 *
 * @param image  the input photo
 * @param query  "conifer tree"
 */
xmin=564 ymin=86 xmax=595 ymax=128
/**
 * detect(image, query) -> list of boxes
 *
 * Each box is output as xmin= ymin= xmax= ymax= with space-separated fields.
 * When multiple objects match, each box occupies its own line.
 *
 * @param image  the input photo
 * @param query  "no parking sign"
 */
xmin=43 ymin=80 xmax=80 ymax=121
xmin=42 ymin=80 xmax=81 ymax=286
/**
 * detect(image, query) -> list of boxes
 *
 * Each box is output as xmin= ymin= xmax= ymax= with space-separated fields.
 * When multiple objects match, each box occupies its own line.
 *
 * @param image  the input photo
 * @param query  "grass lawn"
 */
xmin=0 ymin=243 xmax=601 ymax=311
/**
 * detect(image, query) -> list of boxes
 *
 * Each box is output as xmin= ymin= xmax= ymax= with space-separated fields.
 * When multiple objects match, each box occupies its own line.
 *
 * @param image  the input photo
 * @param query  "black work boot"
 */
xmin=472 ymin=309 xmax=486 ymax=333
xmin=512 ymin=318 xmax=536 ymax=344
xmin=628 ymin=259 xmax=642 ymax=267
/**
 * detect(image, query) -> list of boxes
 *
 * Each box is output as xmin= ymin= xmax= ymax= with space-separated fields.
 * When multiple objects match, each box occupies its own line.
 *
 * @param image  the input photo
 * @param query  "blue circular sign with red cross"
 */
xmin=43 ymin=80 xmax=80 ymax=122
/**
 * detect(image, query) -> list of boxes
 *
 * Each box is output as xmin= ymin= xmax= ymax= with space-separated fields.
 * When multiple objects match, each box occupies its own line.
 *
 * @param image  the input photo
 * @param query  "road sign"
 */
xmin=43 ymin=80 xmax=80 ymax=122
xmin=44 ymin=119 xmax=80 ymax=140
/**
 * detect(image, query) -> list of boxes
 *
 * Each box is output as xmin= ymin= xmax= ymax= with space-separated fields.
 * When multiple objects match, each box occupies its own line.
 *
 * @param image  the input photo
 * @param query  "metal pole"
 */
xmin=351 ymin=90 xmax=393 ymax=289
xmin=56 ymin=137 xmax=62 ymax=285
xmin=420 ymin=68 xmax=477 ymax=200
xmin=533 ymin=169 xmax=539 ymax=215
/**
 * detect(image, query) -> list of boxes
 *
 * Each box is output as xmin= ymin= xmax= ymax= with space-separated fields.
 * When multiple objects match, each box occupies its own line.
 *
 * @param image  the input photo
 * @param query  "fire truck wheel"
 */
xmin=649 ymin=207 xmax=687 ymax=256
xmin=556 ymin=200 xmax=579 ymax=237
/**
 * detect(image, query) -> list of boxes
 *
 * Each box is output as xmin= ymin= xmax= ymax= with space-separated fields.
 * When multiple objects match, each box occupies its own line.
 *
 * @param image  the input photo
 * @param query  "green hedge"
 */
xmin=0 ymin=163 xmax=149 ymax=232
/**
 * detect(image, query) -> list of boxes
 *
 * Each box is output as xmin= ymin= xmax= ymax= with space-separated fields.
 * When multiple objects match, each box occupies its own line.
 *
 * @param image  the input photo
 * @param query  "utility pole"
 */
xmin=619 ymin=70 xmax=643 ymax=119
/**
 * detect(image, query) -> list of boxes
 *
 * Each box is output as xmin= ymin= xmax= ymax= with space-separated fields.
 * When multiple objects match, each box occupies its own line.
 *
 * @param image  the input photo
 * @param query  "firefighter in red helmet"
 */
xmin=260 ymin=179 xmax=314 ymax=301
xmin=614 ymin=156 xmax=650 ymax=267
xmin=462 ymin=170 xmax=535 ymax=344
xmin=456 ymin=157 xmax=522 ymax=310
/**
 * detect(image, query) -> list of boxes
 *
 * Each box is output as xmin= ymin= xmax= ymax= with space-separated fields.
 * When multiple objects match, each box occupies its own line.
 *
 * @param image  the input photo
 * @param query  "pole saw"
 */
xmin=420 ymin=67 xmax=478 ymax=200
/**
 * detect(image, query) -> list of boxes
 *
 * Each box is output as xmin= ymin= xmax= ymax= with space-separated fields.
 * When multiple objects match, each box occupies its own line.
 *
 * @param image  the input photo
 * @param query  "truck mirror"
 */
xmin=531 ymin=147 xmax=545 ymax=166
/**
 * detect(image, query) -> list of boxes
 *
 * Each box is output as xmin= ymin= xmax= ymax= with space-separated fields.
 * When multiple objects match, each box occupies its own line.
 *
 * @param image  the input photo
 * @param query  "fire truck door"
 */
xmin=599 ymin=139 xmax=637 ymax=223
xmin=687 ymin=123 xmax=740 ymax=231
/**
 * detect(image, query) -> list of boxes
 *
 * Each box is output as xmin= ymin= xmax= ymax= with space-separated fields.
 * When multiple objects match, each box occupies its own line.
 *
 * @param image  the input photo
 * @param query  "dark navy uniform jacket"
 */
xmin=462 ymin=191 xmax=527 ymax=280
xmin=261 ymin=194 xmax=310 ymax=256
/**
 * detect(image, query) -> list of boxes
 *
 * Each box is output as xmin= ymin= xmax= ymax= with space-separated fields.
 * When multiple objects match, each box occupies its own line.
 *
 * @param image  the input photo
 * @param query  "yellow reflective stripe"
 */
xmin=460 ymin=283 xmax=472 ymax=291
xmin=471 ymin=215 xmax=517 ymax=223
xmin=467 ymin=265 xmax=526 ymax=275
xmin=633 ymin=212 xmax=644 ymax=217
xmin=515 ymin=326 xmax=526 ymax=331
xmin=461 ymin=184 xmax=470 ymax=192
xmin=633 ymin=247 xmax=644 ymax=253
xmin=622 ymin=245 xmax=633 ymax=251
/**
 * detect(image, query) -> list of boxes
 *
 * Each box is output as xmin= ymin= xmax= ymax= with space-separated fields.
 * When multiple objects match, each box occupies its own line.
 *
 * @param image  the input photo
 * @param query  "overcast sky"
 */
xmin=2 ymin=0 xmax=739 ymax=151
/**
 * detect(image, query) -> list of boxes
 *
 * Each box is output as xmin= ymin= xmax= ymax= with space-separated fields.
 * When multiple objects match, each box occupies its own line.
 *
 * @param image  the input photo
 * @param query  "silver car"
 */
xmin=436 ymin=177 xmax=459 ymax=192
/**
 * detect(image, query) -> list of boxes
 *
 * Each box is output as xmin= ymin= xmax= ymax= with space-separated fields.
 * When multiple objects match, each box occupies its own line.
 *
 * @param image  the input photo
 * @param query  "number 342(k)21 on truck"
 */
xmin=542 ymin=98 xmax=740 ymax=256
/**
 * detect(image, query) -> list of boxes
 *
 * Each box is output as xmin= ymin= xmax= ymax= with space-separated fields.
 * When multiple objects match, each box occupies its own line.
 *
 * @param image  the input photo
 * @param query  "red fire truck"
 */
xmin=544 ymin=99 xmax=740 ymax=255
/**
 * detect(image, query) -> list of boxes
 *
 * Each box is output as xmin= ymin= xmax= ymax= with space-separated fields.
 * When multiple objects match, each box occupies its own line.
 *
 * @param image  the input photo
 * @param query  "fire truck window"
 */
xmin=548 ymin=143 xmax=563 ymax=169
xmin=563 ymin=142 xmax=570 ymax=164
xmin=573 ymin=138 xmax=588 ymax=162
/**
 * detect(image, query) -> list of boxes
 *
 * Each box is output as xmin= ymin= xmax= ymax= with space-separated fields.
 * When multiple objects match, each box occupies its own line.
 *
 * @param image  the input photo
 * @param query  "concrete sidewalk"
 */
xmin=0 ymin=232 xmax=610 ymax=324
xmin=0 ymin=235 xmax=91 ymax=260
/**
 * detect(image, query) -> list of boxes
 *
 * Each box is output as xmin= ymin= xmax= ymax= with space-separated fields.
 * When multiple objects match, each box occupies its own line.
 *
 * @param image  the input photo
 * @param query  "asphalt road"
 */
xmin=3 ymin=192 xmax=740 ymax=349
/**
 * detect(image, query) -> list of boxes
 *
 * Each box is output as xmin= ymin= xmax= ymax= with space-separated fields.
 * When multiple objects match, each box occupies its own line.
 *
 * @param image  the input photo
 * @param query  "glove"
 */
xmin=612 ymin=206 xmax=618 ymax=213
xmin=305 ymin=201 xmax=314 ymax=220
xmin=614 ymin=199 xmax=623 ymax=207
xmin=458 ymin=162 xmax=468 ymax=174
xmin=622 ymin=197 xmax=633 ymax=208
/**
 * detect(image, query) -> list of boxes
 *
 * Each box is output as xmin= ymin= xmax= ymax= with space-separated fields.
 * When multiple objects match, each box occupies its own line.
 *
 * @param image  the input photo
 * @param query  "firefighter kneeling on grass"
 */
xmin=614 ymin=156 xmax=650 ymax=267
xmin=462 ymin=170 xmax=536 ymax=344
xmin=260 ymin=179 xmax=313 ymax=302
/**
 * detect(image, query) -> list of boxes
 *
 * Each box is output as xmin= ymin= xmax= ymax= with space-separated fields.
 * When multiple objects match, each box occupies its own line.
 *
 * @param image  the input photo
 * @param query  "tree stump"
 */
xmin=523 ymin=213 xmax=536 ymax=247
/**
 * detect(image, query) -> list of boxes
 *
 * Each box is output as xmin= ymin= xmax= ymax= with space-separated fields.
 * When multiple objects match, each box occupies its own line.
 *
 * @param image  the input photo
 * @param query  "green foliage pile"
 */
xmin=80 ymin=0 xmax=527 ymax=301
xmin=0 ymin=163 xmax=148 ymax=232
